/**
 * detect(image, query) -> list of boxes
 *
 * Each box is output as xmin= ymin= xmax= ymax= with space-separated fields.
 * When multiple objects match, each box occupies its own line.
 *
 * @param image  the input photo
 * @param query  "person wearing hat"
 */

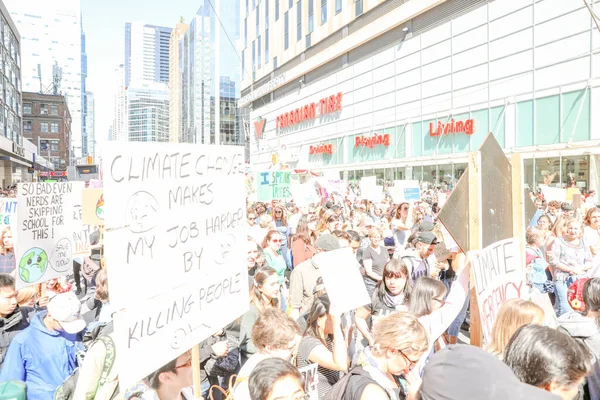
xmin=0 ymin=291 xmax=86 ymax=399
xmin=289 ymin=234 xmax=341 ymax=320
xmin=419 ymin=344 xmax=560 ymax=400
xmin=401 ymin=231 xmax=439 ymax=285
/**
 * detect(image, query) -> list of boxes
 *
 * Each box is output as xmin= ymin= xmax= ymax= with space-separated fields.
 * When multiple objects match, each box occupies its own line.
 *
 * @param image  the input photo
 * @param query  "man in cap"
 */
xmin=402 ymin=231 xmax=439 ymax=284
xmin=0 ymin=291 xmax=86 ymax=399
xmin=419 ymin=345 xmax=559 ymax=400
xmin=356 ymin=216 xmax=375 ymax=264
xmin=289 ymin=234 xmax=341 ymax=320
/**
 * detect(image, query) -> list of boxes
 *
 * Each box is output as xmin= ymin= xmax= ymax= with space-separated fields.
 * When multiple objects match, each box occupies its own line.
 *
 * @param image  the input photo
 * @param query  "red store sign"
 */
xmin=309 ymin=143 xmax=333 ymax=155
xmin=429 ymin=118 xmax=474 ymax=137
xmin=276 ymin=92 xmax=343 ymax=129
xmin=355 ymin=133 xmax=390 ymax=148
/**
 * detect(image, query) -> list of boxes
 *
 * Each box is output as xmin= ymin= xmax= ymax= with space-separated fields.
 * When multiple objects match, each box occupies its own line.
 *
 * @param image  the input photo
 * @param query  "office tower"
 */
xmin=169 ymin=22 xmax=188 ymax=143
xmin=125 ymin=22 xmax=172 ymax=87
xmin=126 ymin=82 xmax=169 ymax=143
xmin=6 ymin=0 xmax=83 ymax=158
xmin=85 ymin=92 xmax=95 ymax=158
xmin=81 ymin=29 xmax=87 ymax=157
xmin=110 ymin=64 xmax=127 ymax=141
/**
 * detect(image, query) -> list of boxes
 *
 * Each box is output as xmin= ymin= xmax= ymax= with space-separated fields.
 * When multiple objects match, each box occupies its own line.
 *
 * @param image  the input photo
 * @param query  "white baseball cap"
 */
xmin=47 ymin=292 xmax=86 ymax=334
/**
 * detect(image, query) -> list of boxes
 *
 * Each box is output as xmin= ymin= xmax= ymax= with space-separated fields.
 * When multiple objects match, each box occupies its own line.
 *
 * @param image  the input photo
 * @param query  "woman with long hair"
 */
xmin=362 ymin=227 xmax=390 ymax=297
xmin=392 ymin=203 xmax=412 ymax=257
xmin=240 ymin=266 xmax=281 ymax=362
xmin=0 ymin=226 xmax=15 ymax=274
xmin=355 ymin=259 xmax=411 ymax=347
xmin=273 ymin=203 xmax=292 ymax=269
xmin=261 ymin=230 xmax=287 ymax=285
xmin=485 ymin=299 xmax=544 ymax=359
xmin=296 ymin=293 xmax=348 ymax=398
xmin=525 ymin=226 xmax=553 ymax=293
xmin=317 ymin=215 xmax=339 ymax=236
xmin=584 ymin=207 xmax=600 ymax=276
xmin=550 ymin=218 xmax=593 ymax=316
xmin=291 ymin=216 xmax=317 ymax=268
xmin=347 ymin=313 xmax=429 ymax=400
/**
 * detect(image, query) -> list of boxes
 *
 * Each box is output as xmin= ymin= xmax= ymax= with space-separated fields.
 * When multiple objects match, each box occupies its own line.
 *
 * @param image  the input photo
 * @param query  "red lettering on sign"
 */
xmin=480 ymin=281 xmax=523 ymax=338
xmin=309 ymin=144 xmax=334 ymax=155
xmin=354 ymin=133 xmax=391 ymax=148
xmin=276 ymin=93 xmax=342 ymax=129
xmin=429 ymin=118 xmax=475 ymax=137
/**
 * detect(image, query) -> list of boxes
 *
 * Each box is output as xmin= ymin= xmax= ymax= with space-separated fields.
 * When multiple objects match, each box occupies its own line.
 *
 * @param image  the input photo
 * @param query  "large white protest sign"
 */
xmin=317 ymin=247 xmax=371 ymax=314
xmin=15 ymin=182 xmax=83 ymax=289
xmin=103 ymin=142 xmax=249 ymax=388
xmin=290 ymin=183 xmax=320 ymax=207
xmin=72 ymin=202 xmax=91 ymax=258
xmin=390 ymin=180 xmax=421 ymax=203
xmin=359 ymin=176 xmax=376 ymax=194
xmin=539 ymin=185 xmax=567 ymax=203
xmin=468 ymin=238 xmax=525 ymax=343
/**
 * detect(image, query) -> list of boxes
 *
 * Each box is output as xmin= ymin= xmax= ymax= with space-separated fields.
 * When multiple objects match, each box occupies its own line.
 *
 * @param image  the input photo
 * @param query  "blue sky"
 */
xmin=82 ymin=0 xmax=200 ymax=146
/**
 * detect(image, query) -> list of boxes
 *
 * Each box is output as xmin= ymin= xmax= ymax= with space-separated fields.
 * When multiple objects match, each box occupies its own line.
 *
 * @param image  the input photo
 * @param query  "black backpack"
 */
xmin=323 ymin=367 xmax=377 ymax=400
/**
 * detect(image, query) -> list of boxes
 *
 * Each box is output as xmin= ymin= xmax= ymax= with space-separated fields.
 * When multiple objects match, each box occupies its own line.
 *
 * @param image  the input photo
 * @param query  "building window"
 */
xmin=242 ymin=49 xmax=245 ymax=76
xmin=256 ymin=4 xmax=260 ymax=33
xmin=252 ymin=40 xmax=256 ymax=70
xmin=355 ymin=0 xmax=363 ymax=16
xmin=274 ymin=56 xmax=278 ymax=69
xmin=265 ymin=29 xmax=269 ymax=63
xmin=51 ymin=123 xmax=59 ymax=133
xmin=265 ymin=0 xmax=269 ymax=28
xmin=41 ymin=122 xmax=49 ymax=133
xmin=257 ymin=35 xmax=262 ymax=69
xmin=297 ymin=0 xmax=302 ymax=41
xmin=289 ymin=0 xmax=292 ymax=8
xmin=40 ymin=104 xmax=48 ymax=115
xmin=308 ymin=0 xmax=314 ymax=33
xmin=306 ymin=33 xmax=311 ymax=48
xmin=336 ymin=0 xmax=342 ymax=13
xmin=284 ymin=12 xmax=289 ymax=49
xmin=23 ymin=103 xmax=32 ymax=114
xmin=244 ymin=19 xmax=247 ymax=48
xmin=275 ymin=0 xmax=279 ymax=20
xmin=50 ymin=104 xmax=58 ymax=116
xmin=51 ymin=141 xmax=59 ymax=152
xmin=321 ymin=0 xmax=327 ymax=24
xmin=23 ymin=120 xmax=32 ymax=132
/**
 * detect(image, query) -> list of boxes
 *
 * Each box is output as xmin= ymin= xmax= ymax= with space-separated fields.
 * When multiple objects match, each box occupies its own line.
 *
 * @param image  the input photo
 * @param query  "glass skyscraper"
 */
xmin=125 ymin=22 xmax=172 ymax=88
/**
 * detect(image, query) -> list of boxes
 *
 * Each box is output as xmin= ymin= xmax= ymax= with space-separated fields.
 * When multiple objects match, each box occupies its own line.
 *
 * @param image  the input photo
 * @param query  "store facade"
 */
xmin=248 ymin=0 xmax=600 ymax=192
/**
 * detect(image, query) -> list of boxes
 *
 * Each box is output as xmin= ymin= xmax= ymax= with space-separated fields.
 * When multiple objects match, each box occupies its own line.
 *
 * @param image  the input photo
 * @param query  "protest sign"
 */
xmin=539 ymin=185 xmax=567 ymax=203
xmin=103 ymin=142 xmax=248 ymax=388
xmin=566 ymin=187 xmax=580 ymax=202
xmin=256 ymin=171 xmax=292 ymax=202
xmin=468 ymin=238 xmax=525 ymax=343
xmin=0 ymin=198 xmax=17 ymax=225
xmin=393 ymin=180 xmax=421 ymax=202
xmin=298 ymin=364 xmax=319 ymax=400
xmin=289 ymin=183 xmax=320 ymax=207
xmin=82 ymin=188 xmax=104 ymax=226
xmin=328 ymin=180 xmax=346 ymax=195
xmin=317 ymin=247 xmax=371 ymax=314
xmin=72 ymin=202 xmax=91 ymax=258
xmin=15 ymin=182 xmax=83 ymax=289
xmin=359 ymin=176 xmax=376 ymax=194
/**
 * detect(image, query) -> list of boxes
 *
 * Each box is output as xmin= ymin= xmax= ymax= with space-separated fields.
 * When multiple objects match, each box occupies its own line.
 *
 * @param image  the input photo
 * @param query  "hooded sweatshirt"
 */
xmin=559 ymin=311 xmax=600 ymax=400
xmin=0 ymin=306 xmax=34 ymax=368
xmin=0 ymin=311 xmax=81 ymax=400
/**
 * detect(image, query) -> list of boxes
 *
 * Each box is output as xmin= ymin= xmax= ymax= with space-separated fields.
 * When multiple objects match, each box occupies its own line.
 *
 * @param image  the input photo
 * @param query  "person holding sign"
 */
xmin=583 ymin=208 xmax=600 ymax=276
xmin=391 ymin=203 xmax=412 ymax=257
xmin=362 ymin=228 xmax=390 ymax=297
xmin=354 ymin=260 xmax=411 ymax=348
xmin=296 ymin=293 xmax=348 ymax=398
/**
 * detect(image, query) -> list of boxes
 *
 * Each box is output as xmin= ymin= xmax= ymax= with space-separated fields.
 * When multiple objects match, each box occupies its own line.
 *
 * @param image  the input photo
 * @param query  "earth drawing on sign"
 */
xmin=19 ymin=248 xmax=48 ymax=283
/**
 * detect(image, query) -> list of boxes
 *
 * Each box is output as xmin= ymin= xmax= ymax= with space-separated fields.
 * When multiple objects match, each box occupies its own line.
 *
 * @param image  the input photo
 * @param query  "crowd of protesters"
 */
xmin=0 ymin=182 xmax=599 ymax=400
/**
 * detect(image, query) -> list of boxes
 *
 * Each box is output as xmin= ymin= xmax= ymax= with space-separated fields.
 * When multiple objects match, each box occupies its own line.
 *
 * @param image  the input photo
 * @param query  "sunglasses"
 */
xmin=271 ymin=239 xmax=282 ymax=243
xmin=175 ymin=359 xmax=192 ymax=369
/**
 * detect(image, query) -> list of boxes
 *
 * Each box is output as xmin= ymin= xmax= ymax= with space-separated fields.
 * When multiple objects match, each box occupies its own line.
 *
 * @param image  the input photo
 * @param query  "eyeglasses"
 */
xmin=275 ymin=210 xmax=283 ymax=214
xmin=433 ymin=297 xmax=445 ymax=306
xmin=396 ymin=348 xmax=419 ymax=371
xmin=175 ymin=359 xmax=192 ymax=369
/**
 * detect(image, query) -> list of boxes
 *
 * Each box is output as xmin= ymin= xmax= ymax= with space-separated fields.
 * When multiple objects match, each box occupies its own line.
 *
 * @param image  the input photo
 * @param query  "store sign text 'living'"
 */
xmin=429 ymin=119 xmax=474 ymax=137
xmin=276 ymin=93 xmax=343 ymax=129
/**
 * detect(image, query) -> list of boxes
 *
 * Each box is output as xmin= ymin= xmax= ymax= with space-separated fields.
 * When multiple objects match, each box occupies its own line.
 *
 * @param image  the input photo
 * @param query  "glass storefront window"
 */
xmin=452 ymin=112 xmax=471 ymax=154
xmin=562 ymin=89 xmax=590 ymax=143
xmin=422 ymin=165 xmax=437 ymax=188
xmin=517 ymin=100 xmax=534 ymax=147
xmin=490 ymin=106 xmax=506 ymax=148
xmin=470 ymin=109 xmax=488 ymax=151
xmin=374 ymin=168 xmax=385 ymax=186
xmin=535 ymin=157 xmax=560 ymax=187
xmin=536 ymin=95 xmax=560 ymax=145
xmin=524 ymin=158 xmax=534 ymax=191
xmin=452 ymin=162 xmax=467 ymax=189
xmin=562 ymin=155 xmax=589 ymax=191
xmin=412 ymin=122 xmax=422 ymax=157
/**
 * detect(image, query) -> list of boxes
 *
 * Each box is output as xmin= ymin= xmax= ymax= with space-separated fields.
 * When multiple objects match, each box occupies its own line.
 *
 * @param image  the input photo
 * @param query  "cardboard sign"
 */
xmin=82 ymin=188 xmax=104 ymax=226
xmin=72 ymin=203 xmax=91 ymax=257
xmin=298 ymin=364 xmax=319 ymax=400
xmin=14 ymin=182 xmax=83 ymax=289
xmin=317 ymin=247 xmax=371 ymax=314
xmin=289 ymin=184 xmax=320 ymax=207
xmin=103 ymin=142 xmax=248 ymax=388
xmin=0 ymin=198 xmax=17 ymax=225
xmin=468 ymin=238 xmax=525 ymax=343
xmin=256 ymin=171 xmax=292 ymax=201
xmin=539 ymin=185 xmax=567 ymax=203
xmin=566 ymin=188 xmax=580 ymax=201
xmin=393 ymin=180 xmax=421 ymax=202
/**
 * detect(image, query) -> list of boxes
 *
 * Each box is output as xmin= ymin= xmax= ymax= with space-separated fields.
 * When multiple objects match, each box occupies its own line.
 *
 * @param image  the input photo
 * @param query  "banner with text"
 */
xmin=82 ymin=188 xmax=105 ymax=226
xmin=103 ymin=142 xmax=248 ymax=388
xmin=468 ymin=238 xmax=525 ymax=343
xmin=256 ymin=171 xmax=292 ymax=202
xmin=0 ymin=198 xmax=17 ymax=225
xmin=72 ymin=195 xmax=91 ymax=258
xmin=391 ymin=180 xmax=421 ymax=203
xmin=15 ymin=182 xmax=83 ymax=289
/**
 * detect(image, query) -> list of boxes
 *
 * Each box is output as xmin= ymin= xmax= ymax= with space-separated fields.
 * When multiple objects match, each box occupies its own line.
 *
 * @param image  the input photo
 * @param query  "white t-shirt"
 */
xmin=231 ymin=353 xmax=271 ymax=400
xmin=584 ymin=226 xmax=600 ymax=277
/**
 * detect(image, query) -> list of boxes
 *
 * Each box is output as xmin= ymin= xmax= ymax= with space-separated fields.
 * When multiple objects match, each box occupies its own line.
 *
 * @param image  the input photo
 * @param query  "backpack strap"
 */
xmin=97 ymin=336 xmax=116 ymax=386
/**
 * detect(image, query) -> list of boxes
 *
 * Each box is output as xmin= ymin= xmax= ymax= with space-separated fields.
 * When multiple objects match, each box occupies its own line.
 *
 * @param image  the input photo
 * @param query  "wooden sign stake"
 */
xmin=192 ymin=344 xmax=202 ymax=397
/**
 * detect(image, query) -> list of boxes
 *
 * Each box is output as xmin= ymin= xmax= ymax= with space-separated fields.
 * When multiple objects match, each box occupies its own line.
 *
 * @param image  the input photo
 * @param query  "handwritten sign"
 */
xmin=317 ymin=247 xmax=371 ymax=314
xmin=15 ymin=182 xmax=82 ymax=289
xmin=82 ymin=188 xmax=104 ymax=226
xmin=298 ymin=364 xmax=319 ymax=400
xmin=103 ymin=142 xmax=248 ymax=388
xmin=256 ymin=171 xmax=292 ymax=202
xmin=539 ymin=185 xmax=567 ymax=203
xmin=468 ymin=238 xmax=525 ymax=343
xmin=0 ymin=198 xmax=17 ymax=225
xmin=72 ymin=203 xmax=91 ymax=257
xmin=289 ymin=184 xmax=320 ymax=207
